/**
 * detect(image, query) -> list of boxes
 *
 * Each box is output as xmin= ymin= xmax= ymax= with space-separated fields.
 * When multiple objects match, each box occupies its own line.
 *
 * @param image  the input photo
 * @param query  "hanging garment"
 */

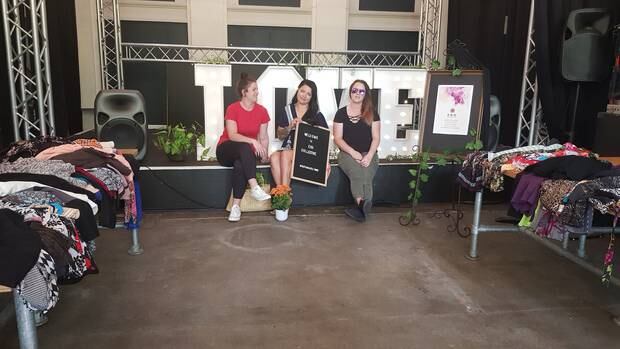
xmin=16 ymin=249 xmax=59 ymax=312
xmin=0 ymin=209 xmax=42 ymax=288
xmin=511 ymin=173 xmax=546 ymax=215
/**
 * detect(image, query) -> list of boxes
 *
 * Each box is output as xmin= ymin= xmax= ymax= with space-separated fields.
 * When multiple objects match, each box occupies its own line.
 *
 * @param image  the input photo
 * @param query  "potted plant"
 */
xmin=153 ymin=123 xmax=196 ymax=161
xmin=195 ymin=130 xmax=210 ymax=161
xmin=270 ymin=184 xmax=292 ymax=221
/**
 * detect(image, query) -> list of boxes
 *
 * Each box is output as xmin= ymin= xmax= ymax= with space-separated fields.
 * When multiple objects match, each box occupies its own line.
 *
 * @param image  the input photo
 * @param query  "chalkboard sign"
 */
xmin=291 ymin=122 xmax=331 ymax=186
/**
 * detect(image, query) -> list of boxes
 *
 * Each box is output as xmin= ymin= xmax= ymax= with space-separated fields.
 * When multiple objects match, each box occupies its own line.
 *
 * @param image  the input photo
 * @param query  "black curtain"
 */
xmin=447 ymin=0 xmax=531 ymax=147
xmin=535 ymin=0 xmax=620 ymax=147
xmin=46 ymin=0 xmax=82 ymax=137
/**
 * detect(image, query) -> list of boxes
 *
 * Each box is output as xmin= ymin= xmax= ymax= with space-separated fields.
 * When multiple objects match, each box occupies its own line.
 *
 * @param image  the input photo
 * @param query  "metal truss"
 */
xmin=417 ymin=0 xmax=443 ymax=67
xmin=121 ymin=43 xmax=419 ymax=67
xmin=515 ymin=0 xmax=549 ymax=147
xmin=96 ymin=0 xmax=123 ymax=89
xmin=1 ymin=0 xmax=55 ymax=141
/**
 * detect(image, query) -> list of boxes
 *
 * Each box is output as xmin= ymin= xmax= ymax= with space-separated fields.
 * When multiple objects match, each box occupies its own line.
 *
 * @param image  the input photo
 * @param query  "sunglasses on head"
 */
xmin=351 ymin=88 xmax=366 ymax=95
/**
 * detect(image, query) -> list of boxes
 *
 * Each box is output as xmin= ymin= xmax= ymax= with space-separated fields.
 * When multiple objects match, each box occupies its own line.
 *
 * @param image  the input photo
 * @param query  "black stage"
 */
xmin=139 ymin=139 xmax=462 ymax=210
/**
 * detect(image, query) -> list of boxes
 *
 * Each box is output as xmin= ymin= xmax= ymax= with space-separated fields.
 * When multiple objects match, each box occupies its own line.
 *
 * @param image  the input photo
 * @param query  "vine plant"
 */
xmin=399 ymin=129 xmax=482 ymax=226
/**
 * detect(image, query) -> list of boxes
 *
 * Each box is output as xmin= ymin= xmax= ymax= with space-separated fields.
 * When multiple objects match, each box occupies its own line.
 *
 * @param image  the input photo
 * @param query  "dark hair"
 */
xmin=291 ymin=79 xmax=321 ymax=125
xmin=349 ymin=79 xmax=374 ymax=125
xmin=236 ymin=72 xmax=257 ymax=98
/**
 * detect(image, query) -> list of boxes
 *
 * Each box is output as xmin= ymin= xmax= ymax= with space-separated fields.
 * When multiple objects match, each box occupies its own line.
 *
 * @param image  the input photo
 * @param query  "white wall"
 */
xmin=74 ymin=0 xmax=101 ymax=130
xmin=188 ymin=0 xmax=227 ymax=46
xmin=74 ymin=0 xmax=449 ymax=129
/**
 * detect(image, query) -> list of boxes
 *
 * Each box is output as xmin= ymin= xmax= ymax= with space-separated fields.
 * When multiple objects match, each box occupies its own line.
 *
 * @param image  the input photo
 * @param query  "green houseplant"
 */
xmin=195 ymin=130 xmax=210 ymax=161
xmin=153 ymin=123 xmax=196 ymax=161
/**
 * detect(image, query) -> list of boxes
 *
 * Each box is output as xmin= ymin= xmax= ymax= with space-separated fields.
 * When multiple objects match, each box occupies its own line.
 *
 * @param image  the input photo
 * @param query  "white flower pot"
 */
xmin=275 ymin=209 xmax=289 ymax=221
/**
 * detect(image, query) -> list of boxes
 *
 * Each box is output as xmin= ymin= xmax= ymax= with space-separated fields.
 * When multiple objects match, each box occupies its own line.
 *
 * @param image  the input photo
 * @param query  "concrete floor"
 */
xmin=2 ymin=205 xmax=620 ymax=348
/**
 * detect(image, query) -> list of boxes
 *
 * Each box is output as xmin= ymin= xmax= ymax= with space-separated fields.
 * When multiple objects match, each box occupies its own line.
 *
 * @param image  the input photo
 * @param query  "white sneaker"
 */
xmin=250 ymin=186 xmax=271 ymax=201
xmin=228 ymin=204 xmax=241 ymax=222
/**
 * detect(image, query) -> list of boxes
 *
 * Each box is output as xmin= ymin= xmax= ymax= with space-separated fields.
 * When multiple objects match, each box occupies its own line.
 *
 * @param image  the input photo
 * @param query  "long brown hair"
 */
xmin=236 ymin=72 xmax=256 ymax=98
xmin=349 ymin=79 xmax=374 ymax=125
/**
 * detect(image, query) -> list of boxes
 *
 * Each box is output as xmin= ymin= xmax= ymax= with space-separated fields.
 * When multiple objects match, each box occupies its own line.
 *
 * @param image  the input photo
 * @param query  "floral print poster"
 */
xmin=432 ymin=85 xmax=474 ymax=136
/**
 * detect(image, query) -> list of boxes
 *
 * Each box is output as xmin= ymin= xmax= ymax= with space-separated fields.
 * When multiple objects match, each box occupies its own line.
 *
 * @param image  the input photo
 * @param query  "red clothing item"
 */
xmin=218 ymin=101 xmax=270 ymax=146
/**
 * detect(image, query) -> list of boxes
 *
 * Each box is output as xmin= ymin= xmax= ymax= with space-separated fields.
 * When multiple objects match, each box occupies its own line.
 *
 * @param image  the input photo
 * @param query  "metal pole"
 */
xmin=527 ymin=78 xmax=539 ymax=146
xmin=515 ymin=0 xmax=536 ymax=146
xmin=434 ymin=0 xmax=443 ymax=62
xmin=128 ymin=228 xmax=144 ymax=256
xmin=113 ymin=0 xmax=123 ymax=88
xmin=524 ymin=230 xmax=620 ymax=288
xmin=1 ymin=0 xmax=21 ymax=140
xmin=466 ymin=190 xmax=483 ymax=261
xmin=13 ymin=0 xmax=30 ymax=140
xmin=577 ymin=234 xmax=587 ymax=258
xmin=37 ymin=0 xmax=55 ymax=135
xmin=28 ymin=0 xmax=46 ymax=136
xmin=95 ymin=0 xmax=106 ymax=88
xmin=13 ymin=291 xmax=38 ymax=349
xmin=562 ymin=231 xmax=570 ymax=249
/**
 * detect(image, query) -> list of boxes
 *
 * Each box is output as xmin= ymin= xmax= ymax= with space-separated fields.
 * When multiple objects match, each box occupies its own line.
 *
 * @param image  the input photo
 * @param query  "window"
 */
xmin=359 ymin=0 xmax=414 ymax=12
xmin=239 ymin=0 xmax=300 ymax=7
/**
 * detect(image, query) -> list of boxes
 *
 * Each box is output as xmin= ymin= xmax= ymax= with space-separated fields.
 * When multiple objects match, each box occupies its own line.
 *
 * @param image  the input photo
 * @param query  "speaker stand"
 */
xmin=568 ymin=82 xmax=581 ymax=143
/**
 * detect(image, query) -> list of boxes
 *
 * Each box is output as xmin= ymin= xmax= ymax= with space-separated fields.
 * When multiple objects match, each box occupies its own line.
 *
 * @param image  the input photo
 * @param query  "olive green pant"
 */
xmin=338 ymin=151 xmax=379 ymax=202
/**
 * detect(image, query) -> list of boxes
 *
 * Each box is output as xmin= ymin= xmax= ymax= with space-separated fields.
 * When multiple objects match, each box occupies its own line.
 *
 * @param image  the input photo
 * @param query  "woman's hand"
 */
xmin=350 ymin=150 xmax=363 ymax=163
xmin=252 ymin=139 xmax=267 ymax=159
xmin=290 ymin=118 xmax=300 ymax=128
xmin=326 ymin=163 xmax=331 ymax=178
xmin=360 ymin=154 xmax=372 ymax=167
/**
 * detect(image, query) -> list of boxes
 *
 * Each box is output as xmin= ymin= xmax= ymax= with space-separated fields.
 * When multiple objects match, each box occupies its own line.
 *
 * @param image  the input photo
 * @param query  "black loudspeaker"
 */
xmin=95 ymin=90 xmax=147 ymax=161
xmin=561 ymin=8 xmax=612 ymax=82
xmin=592 ymin=112 xmax=620 ymax=156
xmin=485 ymin=95 xmax=501 ymax=152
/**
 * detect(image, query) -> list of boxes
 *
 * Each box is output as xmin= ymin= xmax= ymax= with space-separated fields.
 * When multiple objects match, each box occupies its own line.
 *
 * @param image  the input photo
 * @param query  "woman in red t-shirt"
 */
xmin=216 ymin=73 xmax=272 ymax=222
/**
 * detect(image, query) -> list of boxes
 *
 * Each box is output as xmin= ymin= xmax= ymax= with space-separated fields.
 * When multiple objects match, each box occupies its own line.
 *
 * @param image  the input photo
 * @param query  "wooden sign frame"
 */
xmin=417 ymin=70 xmax=484 ymax=153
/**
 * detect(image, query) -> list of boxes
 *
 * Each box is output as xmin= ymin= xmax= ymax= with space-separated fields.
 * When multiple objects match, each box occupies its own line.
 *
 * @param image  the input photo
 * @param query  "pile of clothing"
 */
xmin=0 ymin=136 xmax=142 ymax=312
xmin=458 ymin=143 xmax=620 ymax=284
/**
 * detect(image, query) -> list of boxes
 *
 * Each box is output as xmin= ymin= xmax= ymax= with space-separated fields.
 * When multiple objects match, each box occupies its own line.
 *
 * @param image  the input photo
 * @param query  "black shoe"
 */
xmin=359 ymin=200 xmax=372 ymax=218
xmin=345 ymin=207 xmax=365 ymax=222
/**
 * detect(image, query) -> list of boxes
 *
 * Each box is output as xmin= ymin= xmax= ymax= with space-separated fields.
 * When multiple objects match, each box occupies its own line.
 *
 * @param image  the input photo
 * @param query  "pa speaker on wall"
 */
xmin=561 ymin=8 xmax=612 ymax=82
xmin=95 ymin=90 xmax=147 ymax=161
xmin=484 ymin=95 xmax=501 ymax=152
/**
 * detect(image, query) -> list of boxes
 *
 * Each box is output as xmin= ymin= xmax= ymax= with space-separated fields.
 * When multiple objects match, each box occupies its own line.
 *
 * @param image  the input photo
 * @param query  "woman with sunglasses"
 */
xmin=216 ymin=72 xmax=272 ymax=222
xmin=270 ymin=79 xmax=329 ymax=186
xmin=333 ymin=79 xmax=381 ymax=222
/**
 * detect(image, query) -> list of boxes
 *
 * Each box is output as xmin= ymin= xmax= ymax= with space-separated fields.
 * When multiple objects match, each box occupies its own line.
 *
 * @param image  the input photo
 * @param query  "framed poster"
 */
xmin=418 ymin=70 xmax=484 ymax=152
xmin=291 ymin=122 xmax=331 ymax=187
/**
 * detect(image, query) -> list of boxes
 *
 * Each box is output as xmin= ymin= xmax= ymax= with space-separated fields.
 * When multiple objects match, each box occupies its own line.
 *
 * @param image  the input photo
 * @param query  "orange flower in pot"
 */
xmin=270 ymin=185 xmax=292 ymax=221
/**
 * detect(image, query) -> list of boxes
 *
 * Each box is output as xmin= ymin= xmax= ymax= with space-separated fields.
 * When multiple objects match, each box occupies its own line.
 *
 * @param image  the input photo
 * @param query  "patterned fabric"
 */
xmin=564 ymin=176 xmax=620 ymax=216
xmin=0 ymin=157 xmax=86 ymax=188
xmin=72 ymin=138 xmax=102 ymax=148
xmin=602 ymin=218 xmax=617 ymax=286
xmin=3 ymin=190 xmax=62 ymax=207
xmin=539 ymin=180 xmax=577 ymax=213
xmin=457 ymin=151 xmax=486 ymax=192
xmin=458 ymin=143 xmax=593 ymax=193
xmin=86 ymin=167 xmax=126 ymax=193
xmin=0 ymin=136 xmax=68 ymax=163
xmin=0 ymin=200 xmax=87 ymax=280
xmin=16 ymin=249 xmax=59 ymax=311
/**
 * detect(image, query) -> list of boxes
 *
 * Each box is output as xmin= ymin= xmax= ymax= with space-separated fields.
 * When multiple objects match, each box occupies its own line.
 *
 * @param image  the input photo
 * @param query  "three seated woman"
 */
xmin=217 ymin=73 xmax=381 ymax=223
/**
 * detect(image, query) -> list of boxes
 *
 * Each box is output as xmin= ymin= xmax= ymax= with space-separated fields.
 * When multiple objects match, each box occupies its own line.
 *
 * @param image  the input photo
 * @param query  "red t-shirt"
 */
xmin=217 ymin=101 xmax=270 ymax=145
